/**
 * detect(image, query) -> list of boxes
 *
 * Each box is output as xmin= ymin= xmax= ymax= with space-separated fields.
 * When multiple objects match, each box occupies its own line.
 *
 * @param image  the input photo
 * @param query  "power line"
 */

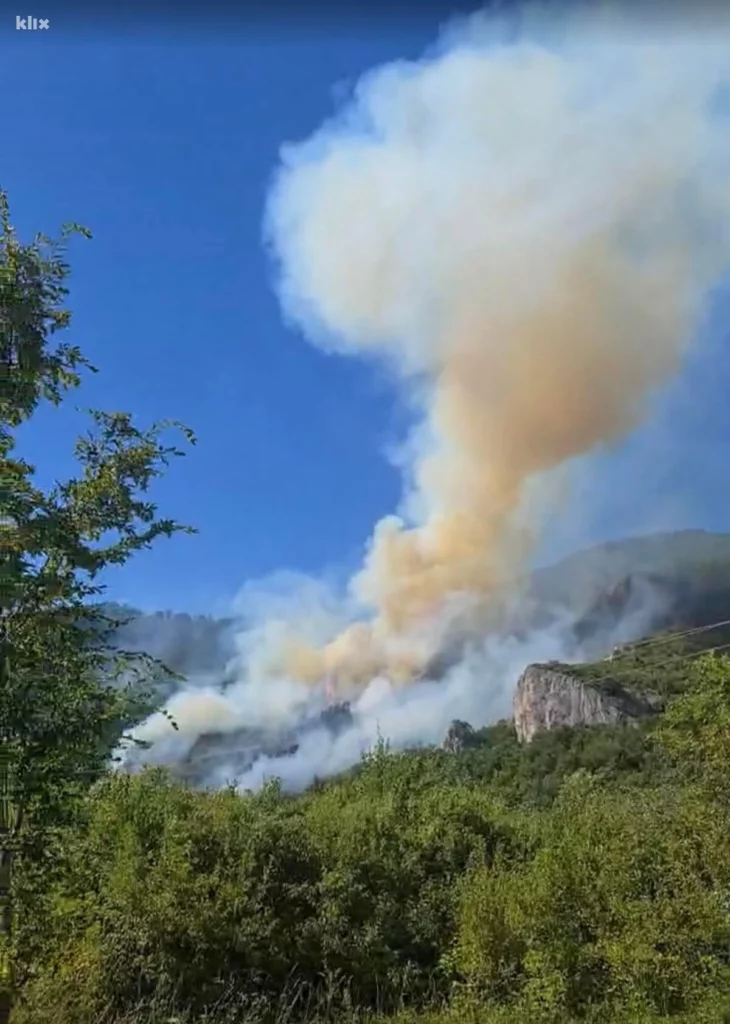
xmin=623 ymin=617 xmax=730 ymax=651
xmin=582 ymin=639 xmax=730 ymax=688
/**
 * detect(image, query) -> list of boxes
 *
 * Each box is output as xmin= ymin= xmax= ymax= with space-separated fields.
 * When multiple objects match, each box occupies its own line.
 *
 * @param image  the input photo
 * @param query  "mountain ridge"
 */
xmin=113 ymin=529 xmax=730 ymax=786
xmin=109 ymin=529 xmax=730 ymax=678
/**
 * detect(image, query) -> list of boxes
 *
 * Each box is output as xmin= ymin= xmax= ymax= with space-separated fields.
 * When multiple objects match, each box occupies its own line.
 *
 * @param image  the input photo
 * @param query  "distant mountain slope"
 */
xmin=101 ymin=603 xmax=236 ymax=693
xmin=106 ymin=529 xmax=730 ymax=687
xmin=531 ymin=529 xmax=730 ymax=610
xmin=112 ymin=529 xmax=730 ymax=787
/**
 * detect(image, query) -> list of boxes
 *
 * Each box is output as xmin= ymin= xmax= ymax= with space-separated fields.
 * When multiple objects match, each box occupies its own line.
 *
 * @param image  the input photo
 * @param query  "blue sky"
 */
xmin=2 ymin=12 xmax=730 ymax=614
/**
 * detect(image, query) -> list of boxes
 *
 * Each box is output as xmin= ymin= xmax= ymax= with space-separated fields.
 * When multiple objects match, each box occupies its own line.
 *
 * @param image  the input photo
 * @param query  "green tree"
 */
xmin=656 ymin=653 xmax=730 ymax=800
xmin=0 ymin=189 xmax=195 ymax=1022
xmin=453 ymin=774 xmax=730 ymax=1022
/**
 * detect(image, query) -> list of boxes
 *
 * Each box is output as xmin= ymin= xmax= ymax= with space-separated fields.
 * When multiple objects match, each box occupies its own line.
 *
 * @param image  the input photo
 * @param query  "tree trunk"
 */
xmin=0 ymin=740 xmax=15 ymax=1024
xmin=0 ymin=867 xmax=12 ymax=1024
xmin=0 ymin=861 xmax=14 ymax=1024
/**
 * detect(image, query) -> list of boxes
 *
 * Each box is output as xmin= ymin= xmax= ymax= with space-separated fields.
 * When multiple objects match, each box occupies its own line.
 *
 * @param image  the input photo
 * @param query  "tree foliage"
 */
xmin=6 ymin=656 xmax=730 ymax=1024
xmin=0 ymin=189 xmax=195 ymax=1021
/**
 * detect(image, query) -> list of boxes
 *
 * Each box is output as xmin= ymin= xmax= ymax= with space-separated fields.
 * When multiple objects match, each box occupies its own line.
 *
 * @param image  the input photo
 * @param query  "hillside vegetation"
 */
xmin=4 ymin=194 xmax=730 ymax=1024
xmin=556 ymin=610 xmax=730 ymax=699
xmin=11 ymin=652 xmax=730 ymax=1024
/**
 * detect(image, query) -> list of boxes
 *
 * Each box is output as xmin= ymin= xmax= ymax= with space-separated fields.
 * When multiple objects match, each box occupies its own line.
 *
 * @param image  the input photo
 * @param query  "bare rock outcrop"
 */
xmin=513 ymin=663 xmax=663 ymax=743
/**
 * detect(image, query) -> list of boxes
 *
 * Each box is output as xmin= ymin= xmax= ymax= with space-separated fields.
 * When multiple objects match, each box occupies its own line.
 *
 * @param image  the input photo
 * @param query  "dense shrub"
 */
xmin=11 ymin=656 xmax=730 ymax=1024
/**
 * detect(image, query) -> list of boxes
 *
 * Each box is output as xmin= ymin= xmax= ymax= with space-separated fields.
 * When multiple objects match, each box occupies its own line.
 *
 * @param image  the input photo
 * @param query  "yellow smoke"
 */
xmin=265 ymin=15 xmax=730 ymax=694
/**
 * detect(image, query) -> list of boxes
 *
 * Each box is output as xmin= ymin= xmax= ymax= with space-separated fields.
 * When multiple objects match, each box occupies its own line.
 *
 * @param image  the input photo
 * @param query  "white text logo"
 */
xmin=16 ymin=15 xmax=50 ymax=29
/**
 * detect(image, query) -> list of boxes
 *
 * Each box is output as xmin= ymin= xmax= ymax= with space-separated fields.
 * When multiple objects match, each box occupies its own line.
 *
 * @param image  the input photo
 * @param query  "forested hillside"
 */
xmin=4 ymin=194 xmax=730 ymax=1024
xmin=11 ymin=651 xmax=730 ymax=1024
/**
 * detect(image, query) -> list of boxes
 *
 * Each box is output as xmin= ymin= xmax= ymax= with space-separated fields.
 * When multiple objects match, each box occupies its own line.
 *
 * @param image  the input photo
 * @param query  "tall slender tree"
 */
xmin=0 ymin=189 xmax=194 ymax=1022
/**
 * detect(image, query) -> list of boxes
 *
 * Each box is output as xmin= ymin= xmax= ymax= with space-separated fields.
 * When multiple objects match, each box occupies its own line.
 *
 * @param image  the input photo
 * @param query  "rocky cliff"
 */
xmin=513 ymin=663 xmax=663 ymax=743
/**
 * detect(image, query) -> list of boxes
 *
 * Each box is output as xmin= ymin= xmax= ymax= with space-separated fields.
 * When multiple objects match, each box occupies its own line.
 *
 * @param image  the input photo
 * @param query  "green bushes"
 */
xmin=15 ymin=759 xmax=525 ymax=1022
xmin=11 ymin=656 xmax=730 ymax=1024
xmin=454 ymin=778 xmax=730 ymax=1020
xmin=17 ymin=773 xmax=326 ymax=1019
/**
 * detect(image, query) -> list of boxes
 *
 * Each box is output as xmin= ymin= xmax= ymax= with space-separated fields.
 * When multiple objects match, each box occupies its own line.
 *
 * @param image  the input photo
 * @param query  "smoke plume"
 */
xmin=121 ymin=5 xmax=730 ymax=790
xmin=260 ymin=8 xmax=730 ymax=694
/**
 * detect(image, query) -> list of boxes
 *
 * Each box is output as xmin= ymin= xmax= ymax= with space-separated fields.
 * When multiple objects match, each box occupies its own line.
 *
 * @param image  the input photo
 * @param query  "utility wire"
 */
xmin=580 ymin=638 xmax=730 ymax=687
xmin=621 ymin=617 xmax=730 ymax=651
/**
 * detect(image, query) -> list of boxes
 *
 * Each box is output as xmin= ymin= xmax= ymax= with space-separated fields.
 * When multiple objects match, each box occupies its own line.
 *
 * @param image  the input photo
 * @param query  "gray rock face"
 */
xmin=513 ymin=663 xmax=662 ymax=743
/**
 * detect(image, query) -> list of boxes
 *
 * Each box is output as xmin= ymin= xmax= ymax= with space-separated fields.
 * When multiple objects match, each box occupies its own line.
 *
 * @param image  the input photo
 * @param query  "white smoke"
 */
xmin=233 ymin=620 xmax=574 ymax=793
xmin=120 ymin=4 xmax=730 ymax=789
xmin=259 ymin=6 xmax=730 ymax=692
